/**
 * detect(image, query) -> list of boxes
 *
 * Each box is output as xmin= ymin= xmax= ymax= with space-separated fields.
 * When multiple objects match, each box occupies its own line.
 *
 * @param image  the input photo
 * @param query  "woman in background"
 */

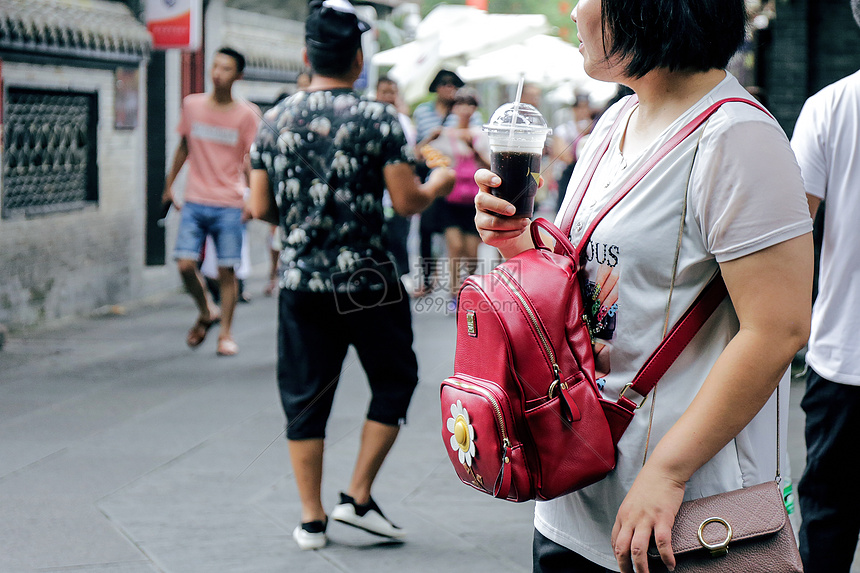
xmin=418 ymin=87 xmax=489 ymax=310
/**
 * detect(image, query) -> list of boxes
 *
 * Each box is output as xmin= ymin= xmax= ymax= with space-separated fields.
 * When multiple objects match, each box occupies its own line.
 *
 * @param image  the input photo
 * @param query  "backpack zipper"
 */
xmin=492 ymin=268 xmax=559 ymax=378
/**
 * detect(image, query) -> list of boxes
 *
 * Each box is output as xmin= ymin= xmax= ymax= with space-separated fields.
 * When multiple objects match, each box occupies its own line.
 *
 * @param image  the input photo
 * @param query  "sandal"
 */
xmin=186 ymin=314 xmax=220 ymax=348
xmin=216 ymin=337 xmax=239 ymax=357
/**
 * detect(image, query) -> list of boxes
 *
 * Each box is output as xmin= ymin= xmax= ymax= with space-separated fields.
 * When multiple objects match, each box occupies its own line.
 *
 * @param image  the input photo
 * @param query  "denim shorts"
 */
xmin=173 ymin=202 xmax=243 ymax=267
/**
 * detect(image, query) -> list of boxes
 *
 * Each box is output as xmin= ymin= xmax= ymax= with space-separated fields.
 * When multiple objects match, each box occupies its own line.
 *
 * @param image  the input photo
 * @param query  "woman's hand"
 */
xmin=611 ymin=464 xmax=685 ymax=573
xmin=608 ymin=234 xmax=813 ymax=573
xmin=473 ymin=169 xmax=532 ymax=259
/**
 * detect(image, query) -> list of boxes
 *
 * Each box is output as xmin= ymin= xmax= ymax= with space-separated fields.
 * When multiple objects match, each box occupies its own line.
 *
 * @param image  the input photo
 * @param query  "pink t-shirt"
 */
xmin=177 ymin=93 xmax=260 ymax=208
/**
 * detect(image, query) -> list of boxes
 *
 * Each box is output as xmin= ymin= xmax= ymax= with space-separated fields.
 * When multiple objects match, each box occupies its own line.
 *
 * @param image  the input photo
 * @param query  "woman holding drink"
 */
xmin=474 ymin=0 xmax=813 ymax=571
xmin=418 ymin=88 xmax=490 ymax=307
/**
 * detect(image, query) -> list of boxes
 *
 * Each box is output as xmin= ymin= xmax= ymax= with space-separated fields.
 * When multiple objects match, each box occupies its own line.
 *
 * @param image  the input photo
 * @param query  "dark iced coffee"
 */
xmin=490 ymin=150 xmax=542 ymax=217
xmin=483 ymin=103 xmax=550 ymax=219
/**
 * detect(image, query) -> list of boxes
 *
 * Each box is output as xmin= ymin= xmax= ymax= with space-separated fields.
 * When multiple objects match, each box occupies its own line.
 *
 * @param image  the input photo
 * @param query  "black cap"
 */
xmin=306 ymin=0 xmax=371 ymax=51
xmin=429 ymin=69 xmax=465 ymax=93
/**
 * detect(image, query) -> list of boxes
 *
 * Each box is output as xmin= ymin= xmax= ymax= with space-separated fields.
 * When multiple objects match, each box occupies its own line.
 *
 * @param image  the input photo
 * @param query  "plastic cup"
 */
xmin=483 ymin=103 xmax=551 ymax=218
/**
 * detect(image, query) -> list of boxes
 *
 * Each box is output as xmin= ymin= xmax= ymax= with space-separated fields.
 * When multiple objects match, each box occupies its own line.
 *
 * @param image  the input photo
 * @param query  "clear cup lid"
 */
xmin=483 ymin=102 xmax=551 ymax=135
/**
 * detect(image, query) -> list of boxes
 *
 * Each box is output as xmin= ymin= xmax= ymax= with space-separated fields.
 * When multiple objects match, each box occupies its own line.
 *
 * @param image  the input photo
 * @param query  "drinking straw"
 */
xmin=508 ymin=76 xmax=525 ymax=146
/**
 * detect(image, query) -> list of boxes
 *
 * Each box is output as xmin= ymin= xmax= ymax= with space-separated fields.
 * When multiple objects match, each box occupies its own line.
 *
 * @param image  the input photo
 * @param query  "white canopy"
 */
xmin=545 ymin=80 xmax=620 ymax=109
xmin=456 ymin=35 xmax=619 ymax=105
xmin=456 ymin=35 xmax=587 ymax=88
xmin=372 ymin=5 xmax=550 ymax=103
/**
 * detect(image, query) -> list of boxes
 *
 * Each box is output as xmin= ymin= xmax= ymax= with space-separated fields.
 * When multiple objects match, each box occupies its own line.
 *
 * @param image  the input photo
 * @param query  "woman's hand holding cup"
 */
xmin=474 ymin=168 xmax=533 ymax=260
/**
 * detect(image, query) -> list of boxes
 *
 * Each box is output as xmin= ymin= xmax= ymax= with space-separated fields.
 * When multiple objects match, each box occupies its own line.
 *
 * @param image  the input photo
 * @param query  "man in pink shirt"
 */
xmin=163 ymin=47 xmax=260 ymax=356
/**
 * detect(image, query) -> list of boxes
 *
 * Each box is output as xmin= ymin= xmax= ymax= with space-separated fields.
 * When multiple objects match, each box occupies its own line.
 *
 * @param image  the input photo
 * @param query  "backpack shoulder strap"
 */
xmin=616 ymin=274 xmax=728 ymax=412
xmin=557 ymin=97 xmax=771 ymax=413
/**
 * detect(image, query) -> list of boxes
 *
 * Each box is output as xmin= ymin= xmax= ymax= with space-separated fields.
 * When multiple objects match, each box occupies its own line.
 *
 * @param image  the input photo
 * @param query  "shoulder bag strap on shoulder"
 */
xmin=557 ymin=97 xmax=771 ymax=412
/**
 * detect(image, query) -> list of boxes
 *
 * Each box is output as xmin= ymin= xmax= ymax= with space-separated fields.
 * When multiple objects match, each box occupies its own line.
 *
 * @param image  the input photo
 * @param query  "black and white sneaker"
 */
xmin=331 ymin=493 xmax=406 ymax=539
xmin=292 ymin=519 xmax=327 ymax=550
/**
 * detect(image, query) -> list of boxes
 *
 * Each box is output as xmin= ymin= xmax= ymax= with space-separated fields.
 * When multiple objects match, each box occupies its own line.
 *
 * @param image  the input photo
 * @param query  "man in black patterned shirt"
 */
xmin=249 ymin=0 xmax=454 ymax=551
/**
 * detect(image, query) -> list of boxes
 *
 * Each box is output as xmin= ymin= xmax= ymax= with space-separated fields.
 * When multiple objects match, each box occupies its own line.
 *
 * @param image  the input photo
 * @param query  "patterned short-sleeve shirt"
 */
xmin=250 ymin=89 xmax=414 ymax=293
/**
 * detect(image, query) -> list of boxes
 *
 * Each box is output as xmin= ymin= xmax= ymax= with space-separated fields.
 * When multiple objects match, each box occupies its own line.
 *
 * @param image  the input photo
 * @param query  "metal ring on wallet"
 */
xmin=697 ymin=517 xmax=732 ymax=557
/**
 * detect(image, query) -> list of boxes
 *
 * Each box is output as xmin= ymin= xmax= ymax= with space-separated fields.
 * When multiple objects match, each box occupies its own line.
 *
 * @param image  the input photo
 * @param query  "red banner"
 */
xmin=148 ymin=12 xmax=191 ymax=48
xmin=145 ymin=0 xmax=201 ymax=50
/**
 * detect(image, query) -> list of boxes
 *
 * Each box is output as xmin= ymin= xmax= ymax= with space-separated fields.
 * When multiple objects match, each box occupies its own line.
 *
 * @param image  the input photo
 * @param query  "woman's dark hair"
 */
xmin=307 ymin=45 xmax=358 ymax=78
xmin=217 ymin=47 xmax=246 ymax=74
xmin=600 ymin=0 xmax=747 ymax=79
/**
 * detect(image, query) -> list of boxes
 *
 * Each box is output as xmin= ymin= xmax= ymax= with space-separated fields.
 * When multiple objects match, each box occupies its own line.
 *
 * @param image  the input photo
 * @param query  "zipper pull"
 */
xmin=555 ymin=365 xmax=582 ymax=424
xmin=493 ymin=439 xmax=513 ymax=499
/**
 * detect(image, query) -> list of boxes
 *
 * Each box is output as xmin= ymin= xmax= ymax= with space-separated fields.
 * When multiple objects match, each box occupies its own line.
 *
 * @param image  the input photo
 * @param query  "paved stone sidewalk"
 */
xmin=0 ymin=275 xmax=856 ymax=572
xmin=0 ymin=277 xmax=533 ymax=573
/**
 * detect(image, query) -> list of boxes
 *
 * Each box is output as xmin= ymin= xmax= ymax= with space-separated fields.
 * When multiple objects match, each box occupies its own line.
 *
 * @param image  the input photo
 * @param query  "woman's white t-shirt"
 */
xmin=540 ymin=73 xmax=812 ymax=570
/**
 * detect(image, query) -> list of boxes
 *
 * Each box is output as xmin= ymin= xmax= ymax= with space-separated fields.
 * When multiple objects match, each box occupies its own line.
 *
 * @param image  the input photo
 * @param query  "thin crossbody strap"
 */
xmin=641 ymin=127 xmax=707 ymax=461
xmin=776 ymin=388 xmax=782 ymax=481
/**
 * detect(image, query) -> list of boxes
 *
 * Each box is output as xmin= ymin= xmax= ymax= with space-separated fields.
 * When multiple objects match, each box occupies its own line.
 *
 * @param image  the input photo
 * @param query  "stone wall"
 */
xmin=0 ymin=61 xmax=147 ymax=329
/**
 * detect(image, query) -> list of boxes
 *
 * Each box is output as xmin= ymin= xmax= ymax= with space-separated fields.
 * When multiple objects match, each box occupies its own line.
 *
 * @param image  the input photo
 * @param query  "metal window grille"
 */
xmin=2 ymin=87 xmax=99 ymax=219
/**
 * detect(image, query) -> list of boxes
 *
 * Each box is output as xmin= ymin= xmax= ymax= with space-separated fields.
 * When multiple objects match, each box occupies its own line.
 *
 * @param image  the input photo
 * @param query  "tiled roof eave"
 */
xmin=0 ymin=38 xmax=148 ymax=64
xmin=242 ymin=66 xmax=302 ymax=83
xmin=0 ymin=0 xmax=152 ymax=63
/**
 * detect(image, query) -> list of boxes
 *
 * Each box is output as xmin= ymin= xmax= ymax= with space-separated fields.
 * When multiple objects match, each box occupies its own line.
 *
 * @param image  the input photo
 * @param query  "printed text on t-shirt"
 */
xmin=191 ymin=122 xmax=239 ymax=146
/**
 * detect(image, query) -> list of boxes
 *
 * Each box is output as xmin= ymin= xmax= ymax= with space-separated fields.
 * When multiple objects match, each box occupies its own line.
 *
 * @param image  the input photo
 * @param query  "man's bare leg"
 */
xmin=217 ymin=266 xmax=238 ymax=339
xmin=178 ymin=258 xmax=219 ymax=320
xmin=288 ymin=438 xmax=327 ymax=523
xmin=345 ymin=420 xmax=400 ymax=505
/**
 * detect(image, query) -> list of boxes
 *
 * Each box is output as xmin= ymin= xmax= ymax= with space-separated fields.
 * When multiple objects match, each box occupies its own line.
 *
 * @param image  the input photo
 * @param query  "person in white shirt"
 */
xmin=473 ymin=0 xmax=814 ymax=571
xmin=790 ymin=2 xmax=860 ymax=570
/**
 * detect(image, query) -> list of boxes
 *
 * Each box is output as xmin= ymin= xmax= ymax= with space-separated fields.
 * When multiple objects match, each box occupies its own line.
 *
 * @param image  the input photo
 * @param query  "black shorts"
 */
xmin=277 ymin=286 xmax=419 ymax=440
xmin=438 ymin=201 xmax=479 ymax=235
xmin=419 ymin=197 xmax=446 ymax=235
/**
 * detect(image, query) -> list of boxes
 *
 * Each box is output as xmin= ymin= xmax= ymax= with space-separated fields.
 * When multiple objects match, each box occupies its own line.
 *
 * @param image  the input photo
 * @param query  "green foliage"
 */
xmin=421 ymin=0 xmax=463 ymax=16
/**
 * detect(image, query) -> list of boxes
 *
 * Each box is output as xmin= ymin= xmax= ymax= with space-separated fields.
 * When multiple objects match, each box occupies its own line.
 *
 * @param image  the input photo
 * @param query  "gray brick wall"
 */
xmin=810 ymin=0 xmax=860 ymax=92
xmin=762 ymin=0 xmax=810 ymax=137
